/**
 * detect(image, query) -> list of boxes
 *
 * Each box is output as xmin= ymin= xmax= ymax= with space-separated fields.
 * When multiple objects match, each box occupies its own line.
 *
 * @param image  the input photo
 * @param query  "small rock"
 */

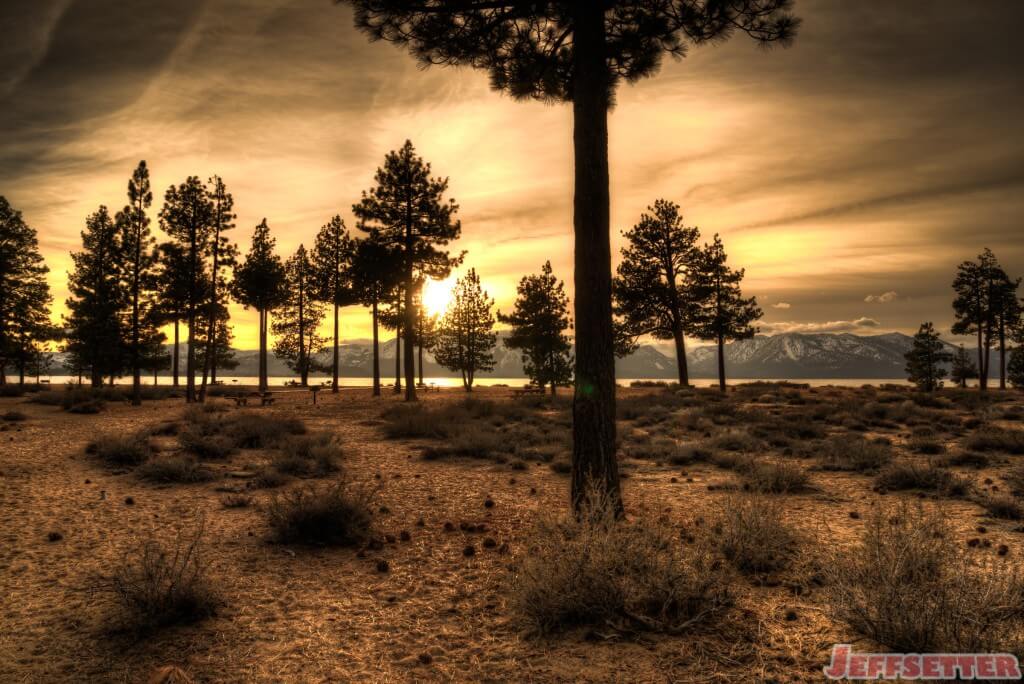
xmin=967 ymin=538 xmax=980 ymax=547
xmin=978 ymin=526 xmax=988 ymax=534
xmin=379 ymin=505 xmax=390 ymax=514
xmin=400 ymin=530 xmax=411 ymax=542
xmin=784 ymin=610 xmax=798 ymax=622
xmin=463 ymin=544 xmax=476 ymax=557
xmin=47 ymin=531 xmax=62 ymax=542
xmin=385 ymin=534 xmax=396 ymax=544
xmin=849 ymin=511 xmax=860 ymax=519
xmin=443 ymin=522 xmax=455 ymax=532
xmin=124 ymin=496 xmax=134 ymax=505
xmin=483 ymin=537 xmax=497 ymax=549
xmin=376 ymin=559 xmax=390 ymax=573
xmin=417 ymin=653 xmax=433 ymax=665
xmin=416 ymin=517 xmax=425 ymax=527
xmin=484 ymin=498 xmax=495 ymax=509
xmin=999 ymin=544 xmax=1010 ymax=556
xmin=670 ymin=477 xmax=678 ymax=483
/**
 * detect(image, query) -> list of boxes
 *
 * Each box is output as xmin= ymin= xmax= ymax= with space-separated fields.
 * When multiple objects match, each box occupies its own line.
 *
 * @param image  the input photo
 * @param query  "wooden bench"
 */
xmin=231 ymin=396 xmax=249 ymax=407
xmin=260 ymin=392 xmax=276 ymax=406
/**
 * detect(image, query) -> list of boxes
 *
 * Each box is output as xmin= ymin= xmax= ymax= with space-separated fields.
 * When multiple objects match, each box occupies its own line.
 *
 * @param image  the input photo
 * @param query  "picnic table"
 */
xmin=416 ymin=382 xmax=440 ymax=393
xmin=512 ymin=385 xmax=546 ymax=398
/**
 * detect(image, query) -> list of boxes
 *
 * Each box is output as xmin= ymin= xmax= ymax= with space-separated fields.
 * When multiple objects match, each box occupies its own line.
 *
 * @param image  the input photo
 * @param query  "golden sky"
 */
xmin=2 ymin=1 xmax=1022 ymax=349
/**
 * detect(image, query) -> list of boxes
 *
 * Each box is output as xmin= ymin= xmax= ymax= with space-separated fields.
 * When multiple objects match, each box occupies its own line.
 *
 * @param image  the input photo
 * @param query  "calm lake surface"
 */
xmin=40 ymin=375 xmax=914 ymax=388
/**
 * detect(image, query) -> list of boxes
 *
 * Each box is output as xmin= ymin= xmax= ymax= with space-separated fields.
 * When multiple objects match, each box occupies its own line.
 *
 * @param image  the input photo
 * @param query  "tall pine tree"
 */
xmin=499 ymin=261 xmax=573 ymax=395
xmin=233 ymin=219 xmax=286 ymax=394
xmin=151 ymin=242 xmax=192 ymax=387
xmin=952 ymin=249 xmax=1005 ymax=392
xmin=198 ymin=176 xmax=237 ymax=400
xmin=159 ymin=177 xmax=214 ymax=402
xmin=950 ymin=344 xmax=977 ymax=388
xmin=690 ymin=235 xmax=762 ymax=392
xmin=65 ymin=206 xmax=127 ymax=386
xmin=340 ymin=0 xmax=798 ymax=513
xmin=312 ymin=215 xmax=358 ymax=394
xmin=272 ymin=245 xmax=325 ymax=386
xmin=904 ymin=322 xmax=952 ymax=392
xmin=612 ymin=199 xmax=699 ymax=386
xmin=0 ymin=197 xmax=52 ymax=386
xmin=116 ymin=161 xmax=158 ymax=405
xmin=433 ymin=268 xmax=496 ymax=391
xmin=353 ymin=140 xmax=462 ymax=402
xmin=350 ymin=233 xmax=401 ymax=397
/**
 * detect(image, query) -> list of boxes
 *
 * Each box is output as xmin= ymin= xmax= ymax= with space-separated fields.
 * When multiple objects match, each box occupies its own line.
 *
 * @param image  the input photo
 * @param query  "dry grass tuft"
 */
xmin=510 ymin=487 xmax=732 ymax=635
xmin=94 ymin=522 xmax=217 ymax=632
xmin=818 ymin=435 xmax=892 ymax=472
xmin=824 ymin=503 xmax=1024 ymax=653
xmin=266 ymin=482 xmax=374 ymax=546
xmin=136 ymin=456 xmax=214 ymax=484
xmin=87 ymin=432 xmax=153 ymax=467
xmin=875 ymin=461 xmax=971 ymax=496
xmin=716 ymin=493 xmax=798 ymax=574
xmin=964 ymin=428 xmax=1024 ymax=455
xmin=271 ymin=433 xmax=342 ymax=476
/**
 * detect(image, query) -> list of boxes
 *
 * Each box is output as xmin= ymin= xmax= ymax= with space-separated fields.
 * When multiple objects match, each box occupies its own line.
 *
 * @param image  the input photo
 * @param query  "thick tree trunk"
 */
xmin=717 ymin=333 xmax=727 ymax=392
xmin=372 ymin=300 xmax=380 ymax=397
xmin=418 ymin=341 xmax=424 ymax=387
xmin=570 ymin=3 xmax=621 ymax=516
xmin=259 ymin=308 xmax=268 ymax=393
xmin=394 ymin=293 xmax=402 ymax=394
xmin=332 ymin=302 xmax=340 ymax=393
xmin=672 ymin=325 xmax=689 ymax=387
xmin=403 ymin=240 xmax=417 ymax=402
xmin=977 ymin=312 xmax=987 ymax=391
xmin=186 ymin=309 xmax=196 ymax=402
xmin=298 ymin=280 xmax=307 ymax=387
xmin=172 ymin=319 xmax=180 ymax=387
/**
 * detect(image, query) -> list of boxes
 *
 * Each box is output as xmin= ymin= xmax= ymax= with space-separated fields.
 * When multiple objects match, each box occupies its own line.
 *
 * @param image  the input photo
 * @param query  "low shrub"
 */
xmin=964 ymin=428 xmax=1024 ymax=455
xmin=510 ymin=488 xmax=731 ymax=635
xmin=266 ymin=483 xmax=374 ymax=546
xmin=744 ymin=460 xmax=809 ymax=494
xmin=67 ymin=399 xmax=105 ymax=414
xmin=716 ymin=494 xmax=798 ymax=574
xmin=178 ymin=426 xmax=234 ymax=459
xmin=271 ymin=433 xmax=341 ymax=476
xmin=226 ymin=413 xmax=306 ymax=449
xmin=818 ymin=435 xmax=893 ymax=472
xmin=975 ymin=493 xmax=1024 ymax=520
xmin=875 ymin=461 xmax=971 ymax=497
xmin=2 ymin=410 xmax=27 ymax=422
xmin=137 ymin=456 xmax=214 ymax=484
xmin=908 ymin=435 xmax=946 ymax=455
xmin=96 ymin=523 xmax=217 ymax=631
xmin=824 ymin=504 xmax=1024 ymax=653
xmin=87 ymin=432 xmax=153 ymax=467
xmin=937 ymin=450 xmax=990 ymax=469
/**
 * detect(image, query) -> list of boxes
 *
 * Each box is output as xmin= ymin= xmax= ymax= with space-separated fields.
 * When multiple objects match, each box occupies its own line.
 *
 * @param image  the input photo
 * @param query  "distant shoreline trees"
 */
xmin=499 ymin=261 xmax=573 ymax=395
xmin=613 ymin=200 xmax=699 ymax=387
xmin=905 ymin=322 xmax=952 ymax=392
xmin=233 ymin=219 xmax=286 ymax=394
xmin=272 ymin=245 xmax=325 ymax=387
xmin=0 ymin=197 xmax=53 ymax=387
xmin=313 ymin=216 xmax=358 ymax=394
xmin=433 ymin=269 xmax=496 ymax=391
xmin=353 ymin=141 xmax=462 ymax=402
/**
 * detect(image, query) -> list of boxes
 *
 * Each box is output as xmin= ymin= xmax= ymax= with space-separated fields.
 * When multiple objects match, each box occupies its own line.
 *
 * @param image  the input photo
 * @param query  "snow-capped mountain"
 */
xmin=66 ymin=331 xmax=961 ymax=380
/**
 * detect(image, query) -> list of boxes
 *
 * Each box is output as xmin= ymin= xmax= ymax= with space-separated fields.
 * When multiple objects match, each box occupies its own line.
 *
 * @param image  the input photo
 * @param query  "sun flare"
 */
xmin=422 ymin=276 xmax=456 ymax=317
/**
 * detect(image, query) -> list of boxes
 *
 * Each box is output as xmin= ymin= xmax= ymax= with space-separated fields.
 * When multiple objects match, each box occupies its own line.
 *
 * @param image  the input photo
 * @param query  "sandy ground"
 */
xmin=1 ymin=384 xmax=1022 ymax=683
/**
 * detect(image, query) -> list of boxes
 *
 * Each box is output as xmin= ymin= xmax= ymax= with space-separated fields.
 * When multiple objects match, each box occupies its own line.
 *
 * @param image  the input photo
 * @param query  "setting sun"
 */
xmin=422 ymin=276 xmax=456 ymax=317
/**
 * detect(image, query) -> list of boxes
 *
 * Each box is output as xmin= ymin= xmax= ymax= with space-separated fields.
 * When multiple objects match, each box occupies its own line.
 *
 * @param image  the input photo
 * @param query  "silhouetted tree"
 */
xmin=612 ymin=200 xmax=699 ymax=386
xmin=992 ymin=271 xmax=1021 ymax=390
xmin=950 ymin=344 xmax=977 ymax=389
xmin=0 ymin=197 xmax=52 ymax=386
xmin=1008 ymin=347 xmax=1024 ymax=390
xmin=952 ymin=248 xmax=1003 ymax=392
xmin=194 ymin=301 xmax=238 ymax=383
xmin=905 ymin=322 xmax=952 ymax=392
xmin=499 ymin=261 xmax=573 ymax=395
xmin=233 ymin=219 xmax=287 ymax=394
xmin=159 ymin=177 xmax=214 ymax=402
xmin=690 ymin=235 xmax=762 ymax=392
xmin=350 ymin=234 xmax=401 ymax=396
xmin=312 ymin=215 xmax=358 ymax=394
xmin=341 ymin=0 xmax=798 ymax=513
xmin=413 ymin=284 xmax=439 ymax=386
xmin=433 ymin=268 xmax=495 ymax=391
xmin=199 ymin=176 xmax=237 ymax=401
xmin=152 ymin=242 xmax=192 ymax=387
xmin=273 ymin=245 xmax=325 ymax=386
xmin=114 ymin=161 xmax=158 ymax=405
xmin=379 ymin=286 xmax=406 ymax=393
xmin=353 ymin=140 xmax=462 ymax=402
xmin=65 ymin=206 xmax=127 ymax=386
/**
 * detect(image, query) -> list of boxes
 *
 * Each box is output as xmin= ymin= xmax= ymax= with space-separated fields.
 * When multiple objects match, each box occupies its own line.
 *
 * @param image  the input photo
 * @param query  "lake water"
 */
xmin=39 ymin=375 xmax=914 ymax=389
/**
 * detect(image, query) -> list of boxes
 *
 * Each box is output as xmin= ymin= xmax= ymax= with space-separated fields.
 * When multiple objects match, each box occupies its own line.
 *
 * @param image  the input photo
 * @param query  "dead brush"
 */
xmin=824 ymin=503 xmax=1024 ymax=653
xmin=715 ymin=493 xmax=798 ymax=574
xmin=271 ymin=433 xmax=342 ymax=476
xmin=266 ymin=482 xmax=374 ymax=546
xmin=510 ymin=485 xmax=732 ymax=635
xmin=743 ymin=460 xmax=809 ymax=494
xmin=92 ymin=521 xmax=216 ymax=632
xmin=818 ymin=435 xmax=893 ymax=472
xmin=86 ymin=431 xmax=154 ymax=467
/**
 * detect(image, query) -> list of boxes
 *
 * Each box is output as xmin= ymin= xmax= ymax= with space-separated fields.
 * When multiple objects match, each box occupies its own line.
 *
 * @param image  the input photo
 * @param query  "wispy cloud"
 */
xmin=761 ymin=317 xmax=881 ymax=334
xmin=865 ymin=291 xmax=898 ymax=303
